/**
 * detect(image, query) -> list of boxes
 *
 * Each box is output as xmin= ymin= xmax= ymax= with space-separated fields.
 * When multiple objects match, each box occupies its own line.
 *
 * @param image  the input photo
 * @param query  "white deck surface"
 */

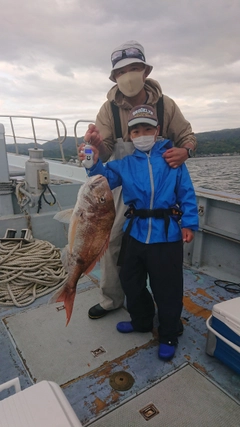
xmin=4 ymin=287 xmax=152 ymax=385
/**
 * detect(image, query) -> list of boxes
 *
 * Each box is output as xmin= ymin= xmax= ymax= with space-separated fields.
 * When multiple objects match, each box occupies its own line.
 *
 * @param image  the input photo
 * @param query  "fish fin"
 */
xmin=68 ymin=213 xmax=79 ymax=254
xmin=48 ymin=285 xmax=66 ymax=304
xmin=84 ymin=236 xmax=110 ymax=275
xmin=61 ymin=247 xmax=69 ymax=270
xmin=49 ymin=282 xmax=76 ymax=326
xmin=53 ymin=209 xmax=74 ymax=224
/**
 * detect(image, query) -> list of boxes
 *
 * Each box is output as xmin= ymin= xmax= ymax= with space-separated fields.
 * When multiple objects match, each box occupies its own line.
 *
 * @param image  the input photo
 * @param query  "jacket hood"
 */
xmin=107 ymin=78 xmax=163 ymax=108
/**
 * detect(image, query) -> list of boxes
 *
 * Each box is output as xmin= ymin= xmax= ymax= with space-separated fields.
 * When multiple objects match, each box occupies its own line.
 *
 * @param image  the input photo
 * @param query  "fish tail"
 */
xmin=58 ymin=286 xmax=76 ymax=326
xmin=49 ymin=282 xmax=76 ymax=326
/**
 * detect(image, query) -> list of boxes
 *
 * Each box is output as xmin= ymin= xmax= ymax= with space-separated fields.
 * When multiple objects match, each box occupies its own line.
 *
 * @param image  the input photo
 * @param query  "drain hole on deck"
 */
xmin=56 ymin=305 xmax=65 ymax=311
xmin=109 ymin=371 xmax=135 ymax=391
xmin=91 ymin=347 xmax=106 ymax=357
xmin=139 ymin=403 xmax=159 ymax=420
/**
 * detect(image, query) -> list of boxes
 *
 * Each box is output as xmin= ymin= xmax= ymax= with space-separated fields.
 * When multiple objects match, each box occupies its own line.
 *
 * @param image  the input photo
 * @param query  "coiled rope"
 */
xmin=0 ymin=239 xmax=68 ymax=307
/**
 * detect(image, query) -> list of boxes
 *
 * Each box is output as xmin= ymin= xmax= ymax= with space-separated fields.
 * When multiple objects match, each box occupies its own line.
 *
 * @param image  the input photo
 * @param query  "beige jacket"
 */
xmin=95 ymin=78 xmax=197 ymax=162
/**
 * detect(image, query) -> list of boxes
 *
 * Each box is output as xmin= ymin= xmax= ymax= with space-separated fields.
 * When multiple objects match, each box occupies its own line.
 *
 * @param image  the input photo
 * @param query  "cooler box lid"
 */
xmin=212 ymin=297 xmax=240 ymax=336
xmin=0 ymin=380 xmax=82 ymax=427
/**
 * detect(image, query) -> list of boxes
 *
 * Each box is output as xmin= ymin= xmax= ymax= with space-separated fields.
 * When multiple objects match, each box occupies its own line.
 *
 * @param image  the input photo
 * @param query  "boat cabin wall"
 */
xmin=184 ymin=189 xmax=240 ymax=283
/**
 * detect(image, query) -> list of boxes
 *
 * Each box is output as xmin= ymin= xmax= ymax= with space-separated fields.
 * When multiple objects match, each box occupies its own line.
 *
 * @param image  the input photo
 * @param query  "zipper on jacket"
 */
xmin=146 ymin=152 xmax=155 ymax=244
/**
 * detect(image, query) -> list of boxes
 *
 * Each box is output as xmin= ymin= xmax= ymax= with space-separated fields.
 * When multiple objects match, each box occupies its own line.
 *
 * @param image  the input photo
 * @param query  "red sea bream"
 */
xmin=52 ymin=175 xmax=115 ymax=325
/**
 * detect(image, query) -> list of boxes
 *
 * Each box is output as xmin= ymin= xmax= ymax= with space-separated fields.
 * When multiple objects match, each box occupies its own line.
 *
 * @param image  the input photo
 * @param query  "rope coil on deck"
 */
xmin=0 ymin=239 xmax=67 ymax=307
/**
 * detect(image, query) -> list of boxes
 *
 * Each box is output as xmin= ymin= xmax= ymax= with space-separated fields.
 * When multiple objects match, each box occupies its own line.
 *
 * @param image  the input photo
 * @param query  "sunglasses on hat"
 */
xmin=111 ymin=47 xmax=146 ymax=68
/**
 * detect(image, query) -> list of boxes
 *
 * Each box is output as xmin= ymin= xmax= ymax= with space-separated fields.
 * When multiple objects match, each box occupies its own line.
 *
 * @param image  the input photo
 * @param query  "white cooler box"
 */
xmin=206 ymin=297 xmax=240 ymax=374
xmin=0 ymin=378 xmax=83 ymax=427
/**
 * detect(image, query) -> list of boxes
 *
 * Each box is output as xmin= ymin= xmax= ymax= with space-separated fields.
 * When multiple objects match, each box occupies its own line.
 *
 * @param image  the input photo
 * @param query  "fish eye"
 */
xmin=100 ymin=196 xmax=105 ymax=203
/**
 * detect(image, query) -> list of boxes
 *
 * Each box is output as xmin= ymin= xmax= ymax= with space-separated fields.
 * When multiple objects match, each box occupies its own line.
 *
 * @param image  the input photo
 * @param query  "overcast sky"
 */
xmin=1 ymin=0 xmax=240 ymax=141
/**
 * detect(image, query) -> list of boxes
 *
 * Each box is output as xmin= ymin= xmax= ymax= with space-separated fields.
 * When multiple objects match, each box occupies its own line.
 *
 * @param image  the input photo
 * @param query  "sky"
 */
xmin=0 ymin=0 xmax=240 ymax=142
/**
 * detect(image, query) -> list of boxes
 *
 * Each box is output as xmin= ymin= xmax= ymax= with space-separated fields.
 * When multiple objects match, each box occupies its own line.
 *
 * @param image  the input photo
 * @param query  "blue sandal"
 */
xmin=158 ymin=342 xmax=176 ymax=360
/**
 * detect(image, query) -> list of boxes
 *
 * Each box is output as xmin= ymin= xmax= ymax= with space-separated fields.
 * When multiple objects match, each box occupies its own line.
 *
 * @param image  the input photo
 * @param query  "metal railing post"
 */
xmin=0 ymin=124 xmax=14 ymax=215
xmin=74 ymin=119 xmax=94 ymax=158
xmin=0 ymin=115 xmax=67 ymax=161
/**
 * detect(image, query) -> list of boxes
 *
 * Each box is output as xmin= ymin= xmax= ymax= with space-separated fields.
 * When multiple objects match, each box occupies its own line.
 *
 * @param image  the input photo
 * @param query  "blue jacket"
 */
xmin=88 ymin=139 xmax=199 ymax=244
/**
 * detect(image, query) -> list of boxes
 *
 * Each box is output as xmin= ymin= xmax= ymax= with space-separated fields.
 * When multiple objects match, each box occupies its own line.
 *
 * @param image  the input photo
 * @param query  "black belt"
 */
xmin=117 ymin=205 xmax=182 ymax=266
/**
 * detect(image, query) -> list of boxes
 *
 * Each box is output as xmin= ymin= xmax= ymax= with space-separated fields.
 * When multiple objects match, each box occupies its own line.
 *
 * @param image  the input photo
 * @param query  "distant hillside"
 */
xmin=196 ymin=128 xmax=240 ymax=156
xmin=6 ymin=136 xmax=84 ymax=160
xmin=6 ymin=128 xmax=240 ymax=158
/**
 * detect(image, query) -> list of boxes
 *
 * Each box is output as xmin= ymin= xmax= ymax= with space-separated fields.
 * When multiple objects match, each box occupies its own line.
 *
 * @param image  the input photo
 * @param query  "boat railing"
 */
xmin=73 ymin=119 xmax=94 ymax=155
xmin=0 ymin=115 xmax=67 ymax=162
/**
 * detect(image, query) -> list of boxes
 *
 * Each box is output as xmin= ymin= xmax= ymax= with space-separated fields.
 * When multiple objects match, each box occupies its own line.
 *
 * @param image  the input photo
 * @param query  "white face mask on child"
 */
xmin=132 ymin=134 xmax=157 ymax=152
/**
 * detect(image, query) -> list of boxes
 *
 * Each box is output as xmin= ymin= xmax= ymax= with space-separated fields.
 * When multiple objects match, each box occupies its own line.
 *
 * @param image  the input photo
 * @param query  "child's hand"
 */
xmin=78 ymin=143 xmax=99 ymax=166
xmin=182 ymin=228 xmax=194 ymax=243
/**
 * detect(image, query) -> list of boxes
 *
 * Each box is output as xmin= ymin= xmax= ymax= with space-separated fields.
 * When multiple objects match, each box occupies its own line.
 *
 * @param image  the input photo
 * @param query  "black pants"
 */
xmin=119 ymin=237 xmax=183 ymax=344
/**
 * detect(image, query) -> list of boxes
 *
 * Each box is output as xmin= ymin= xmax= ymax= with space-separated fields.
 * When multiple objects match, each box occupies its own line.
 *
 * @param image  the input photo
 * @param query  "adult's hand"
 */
xmin=84 ymin=124 xmax=103 ymax=148
xmin=162 ymin=147 xmax=189 ymax=168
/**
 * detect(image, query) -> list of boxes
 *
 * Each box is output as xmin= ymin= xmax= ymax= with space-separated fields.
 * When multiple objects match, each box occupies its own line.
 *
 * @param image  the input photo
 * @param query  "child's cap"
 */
xmin=128 ymin=105 xmax=158 ymax=127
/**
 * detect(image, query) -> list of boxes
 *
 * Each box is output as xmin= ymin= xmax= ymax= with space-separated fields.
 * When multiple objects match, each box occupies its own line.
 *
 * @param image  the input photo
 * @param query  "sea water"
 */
xmin=186 ymin=156 xmax=240 ymax=195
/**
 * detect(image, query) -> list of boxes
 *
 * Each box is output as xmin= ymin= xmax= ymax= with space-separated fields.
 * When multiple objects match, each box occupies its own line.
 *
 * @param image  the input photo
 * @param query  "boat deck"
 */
xmin=0 ymin=264 xmax=239 ymax=425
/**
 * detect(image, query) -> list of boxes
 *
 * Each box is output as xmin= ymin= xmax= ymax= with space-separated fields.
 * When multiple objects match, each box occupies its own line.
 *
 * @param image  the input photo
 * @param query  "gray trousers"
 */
xmin=99 ymin=186 xmax=126 ymax=310
xmin=99 ymin=139 xmax=135 ymax=310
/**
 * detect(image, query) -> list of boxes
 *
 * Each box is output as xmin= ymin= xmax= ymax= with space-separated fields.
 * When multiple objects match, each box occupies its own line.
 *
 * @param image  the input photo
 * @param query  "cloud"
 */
xmin=0 ymin=0 xmax=240 ymax=136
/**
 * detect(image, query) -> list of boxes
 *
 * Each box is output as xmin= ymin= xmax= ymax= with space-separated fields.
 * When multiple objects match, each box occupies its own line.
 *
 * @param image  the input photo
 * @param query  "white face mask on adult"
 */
xmin=116 ymin=70 xmax=145 ymax=97
xmin=132 ymin=134 xmax=157 ymax=152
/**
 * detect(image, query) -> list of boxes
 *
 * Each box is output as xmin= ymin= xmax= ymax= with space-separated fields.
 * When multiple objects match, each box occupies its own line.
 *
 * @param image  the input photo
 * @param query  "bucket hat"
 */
xmin=109 ymin=40 xmax=153 ymax=82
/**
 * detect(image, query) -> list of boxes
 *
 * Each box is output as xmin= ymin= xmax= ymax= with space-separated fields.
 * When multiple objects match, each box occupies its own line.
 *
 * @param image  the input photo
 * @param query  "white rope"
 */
xmin=0 ymin=239 xmax=68 ymax=307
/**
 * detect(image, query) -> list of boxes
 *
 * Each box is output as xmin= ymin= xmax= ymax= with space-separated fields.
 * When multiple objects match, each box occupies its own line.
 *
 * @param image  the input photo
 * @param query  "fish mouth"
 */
xmin=88 ymin=175 xmax=107 ymax=191
xmin=84 ymin=175 xmax=109 ymax=206
xmin=90 ymin=175 xmax=106 ymax=186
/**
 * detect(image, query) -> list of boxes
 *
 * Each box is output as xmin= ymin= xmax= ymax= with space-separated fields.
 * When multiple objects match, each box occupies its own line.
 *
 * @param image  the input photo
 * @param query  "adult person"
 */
xmin=81 ymin=40 xmax=197 ymax=320
xmin=79 ymin=105 xmax=198 ymax=360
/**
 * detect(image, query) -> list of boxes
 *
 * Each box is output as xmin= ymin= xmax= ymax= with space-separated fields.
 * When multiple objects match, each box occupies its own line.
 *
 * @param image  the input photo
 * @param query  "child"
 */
xmin=79 ymin=105 xmax=199 ymax=360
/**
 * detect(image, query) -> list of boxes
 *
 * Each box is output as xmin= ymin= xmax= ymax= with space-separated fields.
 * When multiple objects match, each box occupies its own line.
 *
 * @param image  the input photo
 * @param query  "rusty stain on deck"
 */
xmin=183 ymin=295 xmax=212 ymax=319
xmin=193 ymin=362 xmax=208 ymax=375
xmin=192 ymin=288 xmax=214 ymax=300
xmin=91 ymin=389 xmax=122 ymax=416
xmin=92 ymin=396 xmax=108 ymax=413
